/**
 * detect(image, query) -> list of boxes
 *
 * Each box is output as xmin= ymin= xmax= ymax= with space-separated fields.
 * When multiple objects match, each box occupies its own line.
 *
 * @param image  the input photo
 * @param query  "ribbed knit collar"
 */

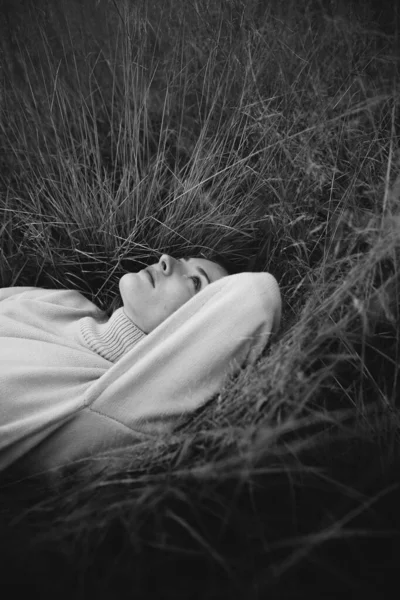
xmin=79 ymin=307 xmax=146 ymax=363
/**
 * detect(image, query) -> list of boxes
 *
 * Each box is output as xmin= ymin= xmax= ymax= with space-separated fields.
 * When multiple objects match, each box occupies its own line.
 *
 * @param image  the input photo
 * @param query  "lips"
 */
xmin=146 ymin=268 xmax=154 ymax=287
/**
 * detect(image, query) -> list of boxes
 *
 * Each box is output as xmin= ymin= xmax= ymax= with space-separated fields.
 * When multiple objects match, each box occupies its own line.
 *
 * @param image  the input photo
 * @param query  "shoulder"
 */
xmin=1 ymin=286 xmax=102 ymax=314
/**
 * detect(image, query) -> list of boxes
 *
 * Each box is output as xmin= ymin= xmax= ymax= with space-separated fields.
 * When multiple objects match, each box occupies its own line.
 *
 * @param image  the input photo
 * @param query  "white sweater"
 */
xmin=0 ymin=272 xmax=282 ymax=475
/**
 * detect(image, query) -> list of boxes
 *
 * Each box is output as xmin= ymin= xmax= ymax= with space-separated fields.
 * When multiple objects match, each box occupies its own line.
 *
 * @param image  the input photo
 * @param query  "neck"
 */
xmin=80 ymin=307 xmax=146 ymax=362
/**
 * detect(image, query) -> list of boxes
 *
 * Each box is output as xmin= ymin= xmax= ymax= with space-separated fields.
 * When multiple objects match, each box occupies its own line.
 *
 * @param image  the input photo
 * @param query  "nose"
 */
xmin=158 ymin=253 xmax=177 ymax=275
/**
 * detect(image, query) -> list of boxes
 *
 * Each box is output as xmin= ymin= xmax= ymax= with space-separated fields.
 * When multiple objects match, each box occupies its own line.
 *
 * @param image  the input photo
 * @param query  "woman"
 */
xmin=0 ymin=253 xmax=282 ymax=475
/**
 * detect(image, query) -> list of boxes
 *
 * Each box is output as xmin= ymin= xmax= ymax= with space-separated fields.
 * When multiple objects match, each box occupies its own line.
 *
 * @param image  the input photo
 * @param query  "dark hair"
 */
xmin=105 ymin=252 xmax=240 ymax=317
xmin=202 ymin=252 xmax=241 ymax=276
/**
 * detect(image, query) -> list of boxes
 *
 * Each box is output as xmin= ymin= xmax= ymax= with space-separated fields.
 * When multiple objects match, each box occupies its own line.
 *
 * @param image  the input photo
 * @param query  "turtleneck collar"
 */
xmin=79 ymin=307 xmax=146 ymax=363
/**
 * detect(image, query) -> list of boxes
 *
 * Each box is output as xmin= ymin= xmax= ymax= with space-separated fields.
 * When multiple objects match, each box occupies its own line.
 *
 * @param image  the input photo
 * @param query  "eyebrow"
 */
xmin=198 ymin=266 xmax=211 ymax=285
xmin=181 ymin=257 xmax=211 ymax=285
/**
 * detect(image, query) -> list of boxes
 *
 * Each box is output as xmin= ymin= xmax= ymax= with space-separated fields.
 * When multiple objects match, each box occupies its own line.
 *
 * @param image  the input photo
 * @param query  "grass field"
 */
xmin=0 ymin=0 xmax=399 ymax=597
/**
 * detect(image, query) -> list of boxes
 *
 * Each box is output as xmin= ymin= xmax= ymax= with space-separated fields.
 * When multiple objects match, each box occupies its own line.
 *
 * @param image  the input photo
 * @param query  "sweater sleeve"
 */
xmin=83 ymin=271 xmax=282 ymax=435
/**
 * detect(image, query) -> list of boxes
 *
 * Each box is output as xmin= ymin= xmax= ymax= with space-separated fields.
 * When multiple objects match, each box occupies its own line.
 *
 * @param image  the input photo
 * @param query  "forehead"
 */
xmin=187 ymin=257 xmax=228 ymax=280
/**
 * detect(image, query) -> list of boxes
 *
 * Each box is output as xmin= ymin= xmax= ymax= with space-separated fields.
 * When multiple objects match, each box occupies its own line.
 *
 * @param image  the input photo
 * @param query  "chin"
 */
xmin=119 ymin=272 xmax=137 ymax=300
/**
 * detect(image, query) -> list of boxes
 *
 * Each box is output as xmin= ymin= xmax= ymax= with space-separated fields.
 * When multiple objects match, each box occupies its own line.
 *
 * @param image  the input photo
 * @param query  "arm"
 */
xmin=84 ymin=272 xmax=282 ymax=433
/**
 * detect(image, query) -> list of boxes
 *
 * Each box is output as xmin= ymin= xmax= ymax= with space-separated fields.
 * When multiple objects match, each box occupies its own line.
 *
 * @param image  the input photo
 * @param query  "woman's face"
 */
xmin=119 ymin=254 xmax=228 ymax=333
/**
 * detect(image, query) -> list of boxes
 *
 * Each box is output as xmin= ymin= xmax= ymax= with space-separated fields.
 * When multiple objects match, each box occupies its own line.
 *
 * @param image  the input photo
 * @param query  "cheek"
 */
xmin=160 ymin=288 xmax=191 ymax=319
